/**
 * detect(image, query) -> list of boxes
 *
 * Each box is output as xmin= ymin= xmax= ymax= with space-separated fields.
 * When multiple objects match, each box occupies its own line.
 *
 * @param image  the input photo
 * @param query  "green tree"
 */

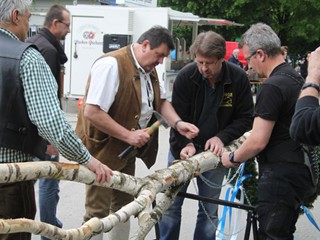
xmin=159 ymin=0 xmax=320 ymax=210
xmin=159 ymin=0 xmax=320 ymax=62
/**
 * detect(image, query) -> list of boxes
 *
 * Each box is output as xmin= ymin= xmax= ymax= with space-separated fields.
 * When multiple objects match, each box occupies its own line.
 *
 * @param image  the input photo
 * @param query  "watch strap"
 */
xmin=302 ymin=82 xmax=320 ymax=92
xmin=229 ymin=151 xmax=235 ymax=163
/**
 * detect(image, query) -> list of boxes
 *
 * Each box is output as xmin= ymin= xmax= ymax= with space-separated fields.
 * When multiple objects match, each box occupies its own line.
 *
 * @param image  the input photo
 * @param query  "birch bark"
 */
xmin=0 ymin=132 xmax=249 ymax=239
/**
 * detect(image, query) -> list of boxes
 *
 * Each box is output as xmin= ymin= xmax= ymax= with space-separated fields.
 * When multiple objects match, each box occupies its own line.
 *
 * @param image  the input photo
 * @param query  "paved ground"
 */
xmin=32 ymin=98 xmax=320 ymax=239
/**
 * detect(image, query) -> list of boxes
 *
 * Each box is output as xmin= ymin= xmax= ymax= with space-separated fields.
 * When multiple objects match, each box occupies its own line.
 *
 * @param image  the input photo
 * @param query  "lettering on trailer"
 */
xmin=74 ymin=24 xmax=103 ymax=48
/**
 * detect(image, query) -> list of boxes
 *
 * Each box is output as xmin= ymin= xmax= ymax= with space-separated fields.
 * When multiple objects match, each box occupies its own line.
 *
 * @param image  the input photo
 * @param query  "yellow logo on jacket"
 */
xmin=221 ymin=92 xmax=233 ymax=107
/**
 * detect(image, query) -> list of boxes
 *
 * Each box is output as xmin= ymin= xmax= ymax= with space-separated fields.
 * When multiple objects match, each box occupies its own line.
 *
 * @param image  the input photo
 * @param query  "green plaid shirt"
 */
xmin=0 ymin=28 xmax=90 ymax=164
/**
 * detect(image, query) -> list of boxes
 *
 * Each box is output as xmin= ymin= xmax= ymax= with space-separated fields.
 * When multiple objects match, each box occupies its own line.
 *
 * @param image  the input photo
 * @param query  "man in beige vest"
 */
xmin=76 ymin=26 xmax=199 ymax=240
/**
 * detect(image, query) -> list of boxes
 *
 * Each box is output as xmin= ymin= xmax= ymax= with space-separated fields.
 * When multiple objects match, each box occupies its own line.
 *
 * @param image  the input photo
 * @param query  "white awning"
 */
xmin=199 ymin=18 xmax=243 ymax=26
xmin=168 ymin=8 xmax=199 ymax=24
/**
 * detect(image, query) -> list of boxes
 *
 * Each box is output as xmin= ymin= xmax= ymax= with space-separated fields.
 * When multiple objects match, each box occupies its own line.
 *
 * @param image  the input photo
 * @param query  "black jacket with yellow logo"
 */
xmin=170 ymin=61 xmax=254 ymax=158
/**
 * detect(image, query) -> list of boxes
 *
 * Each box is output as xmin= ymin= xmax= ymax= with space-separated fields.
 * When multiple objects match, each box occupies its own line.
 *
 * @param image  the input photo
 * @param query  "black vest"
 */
xmin=0 ymin=32 xmax=46 ymax=159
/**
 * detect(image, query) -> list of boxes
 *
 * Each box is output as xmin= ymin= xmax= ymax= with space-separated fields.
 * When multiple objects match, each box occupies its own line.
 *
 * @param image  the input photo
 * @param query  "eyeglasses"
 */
xmin=245 ymin=51 xmax=257 ymax=63
xmin=195 ymin=59 xmax=220 ymax=67
xmin=58 ymin=20 xmax=70 ymax=28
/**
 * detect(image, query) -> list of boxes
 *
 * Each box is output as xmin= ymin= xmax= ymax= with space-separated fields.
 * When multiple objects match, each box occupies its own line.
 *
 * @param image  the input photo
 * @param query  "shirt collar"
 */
xmin=0 ymin=28 xmax=19 ymax=41
xmin=130 ymin=43 xmax=147 ymax=74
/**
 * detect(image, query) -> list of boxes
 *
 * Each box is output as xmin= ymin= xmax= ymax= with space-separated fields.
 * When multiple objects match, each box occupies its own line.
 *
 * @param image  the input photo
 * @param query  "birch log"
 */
xmin=0 ymin=132 xmax=249 ymax=239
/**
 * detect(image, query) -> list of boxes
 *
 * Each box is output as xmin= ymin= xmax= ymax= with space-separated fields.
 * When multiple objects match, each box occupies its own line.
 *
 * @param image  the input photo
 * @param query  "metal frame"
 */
xmin=154 ymin=192 xmax=258 ymax=240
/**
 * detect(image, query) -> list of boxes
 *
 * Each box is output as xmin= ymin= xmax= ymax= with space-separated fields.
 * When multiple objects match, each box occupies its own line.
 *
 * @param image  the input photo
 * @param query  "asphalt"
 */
xmin=31 ymin=98 xmax=320 ymax=240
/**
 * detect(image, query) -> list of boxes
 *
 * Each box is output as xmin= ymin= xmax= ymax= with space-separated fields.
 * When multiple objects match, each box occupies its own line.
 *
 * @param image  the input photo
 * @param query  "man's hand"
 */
xmin=176 ymin=121 xmax=199 ymax=139
xmin=307 ymin=47 xmax=320 ymax=85
xmin=127 ymin=129 xmax=150 ymax=148
xmin=85 ymin=156 xmax=114 ymax=184
xmin=205 ymin=136 xmax=224 ymax=156
xmin=46 ymin=144 xmax=58 ymax=156
xmin=180 ymin=143 xmax=196 ymax=159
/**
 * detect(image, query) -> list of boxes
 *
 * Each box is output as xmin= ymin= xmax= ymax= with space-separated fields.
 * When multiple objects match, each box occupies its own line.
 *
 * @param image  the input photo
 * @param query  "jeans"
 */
xmin=37 ymin=154 xmax=62 ymax=240
xmin=159 ymin=151 xmax=226 ymax=240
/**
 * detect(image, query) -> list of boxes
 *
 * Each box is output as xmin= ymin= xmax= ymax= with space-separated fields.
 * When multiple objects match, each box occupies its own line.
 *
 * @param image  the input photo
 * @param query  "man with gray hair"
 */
xmin=159 ymin=30 xmax=253 ymax=240
xmin=228 ymin=48 xmax=243 ymax=68
xmin=0 ymin=1 xmax=113 ymax=239
xmin=221 ymin=23 xmax=316 ymax=239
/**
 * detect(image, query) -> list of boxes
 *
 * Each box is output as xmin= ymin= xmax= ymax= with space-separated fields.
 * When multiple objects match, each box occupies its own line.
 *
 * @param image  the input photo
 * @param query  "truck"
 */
xmin=62 ymin=4 xmax=242 ymax=99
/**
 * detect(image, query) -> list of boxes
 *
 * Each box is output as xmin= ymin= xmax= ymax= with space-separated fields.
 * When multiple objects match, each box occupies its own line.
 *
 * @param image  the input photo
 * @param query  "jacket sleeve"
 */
xmin=216 ymin=72 xmax=254 ymax=144
xmin=290 ymin=96 xmax=320 ymax=145
xmin=170 ymin=68 xmax=195 ymax=154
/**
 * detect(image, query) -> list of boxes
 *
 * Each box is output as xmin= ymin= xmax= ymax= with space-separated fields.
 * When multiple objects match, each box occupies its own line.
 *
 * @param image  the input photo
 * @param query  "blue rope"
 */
xmin=218 ymin=163 xmax=252 ymax=238
xmin=301 ymin=205 xmax=320 ymax=232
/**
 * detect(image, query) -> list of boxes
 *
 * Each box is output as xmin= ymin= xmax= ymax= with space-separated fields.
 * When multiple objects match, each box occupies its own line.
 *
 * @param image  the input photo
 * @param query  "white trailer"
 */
xmin=63 ymin=4 xmax=242 ymax=99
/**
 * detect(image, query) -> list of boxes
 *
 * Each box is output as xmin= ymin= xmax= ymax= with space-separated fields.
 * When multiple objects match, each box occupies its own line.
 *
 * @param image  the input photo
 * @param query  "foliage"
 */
xmin=229 ymin=159 xmax=258 ymax=206
xmin=229 ymin=154 xmax=320 ymax=210
xmin=159 ymin=0 xmax=320 ymax=63
xmin=171 ymin=24 xmax=193 ymax=51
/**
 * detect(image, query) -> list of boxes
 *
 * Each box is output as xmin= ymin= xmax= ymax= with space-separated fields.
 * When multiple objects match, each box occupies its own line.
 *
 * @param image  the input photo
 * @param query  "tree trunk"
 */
xmin=0 ymin=133 xmax=249 ymax=239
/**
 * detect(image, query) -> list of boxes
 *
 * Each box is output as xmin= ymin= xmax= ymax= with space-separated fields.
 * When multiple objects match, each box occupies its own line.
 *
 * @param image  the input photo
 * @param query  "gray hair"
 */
xmin=233 ymin=49 xmax=239 ymax=54
xmin=0 ymin=0 xmax=32 ymax=25
xmin=190 ymin=31 xmax=226 ymax=59
xmin=238 ymin=22 xmax=281 ymax=57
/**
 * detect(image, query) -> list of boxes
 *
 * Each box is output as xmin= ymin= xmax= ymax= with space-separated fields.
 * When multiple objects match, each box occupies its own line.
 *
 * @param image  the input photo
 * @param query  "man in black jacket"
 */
xmin=159 ymin=31 xmax=254 ymax=240
xmin=27 ymin=5 xmax=70 ymax=239
xmin=228 ymin=48 xmax=243 ymax=68
xmin=27 ymin=4 xmax=69 ymax=101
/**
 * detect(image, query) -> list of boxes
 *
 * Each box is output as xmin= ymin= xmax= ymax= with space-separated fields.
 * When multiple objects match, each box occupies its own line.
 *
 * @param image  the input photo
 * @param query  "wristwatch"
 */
xmin=228 ymin=151 xmax=236 ymax=164
xmin=302 ymin=82 xmax=320 ymax=92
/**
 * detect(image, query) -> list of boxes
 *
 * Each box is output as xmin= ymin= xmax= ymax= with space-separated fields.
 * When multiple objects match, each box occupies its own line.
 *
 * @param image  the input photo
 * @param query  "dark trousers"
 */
xmin=257 ymin=162 xmax=315 ymax=240
xmin=83 ymin=157 xmax=135 ymax=222
xmin=0 ymin=181 xmax=36 ymax=240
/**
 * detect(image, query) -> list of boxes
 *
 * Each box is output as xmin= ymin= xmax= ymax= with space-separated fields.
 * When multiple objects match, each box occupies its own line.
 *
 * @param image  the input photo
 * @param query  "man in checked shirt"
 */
xmin=0 ymin=1 xmax=113 ymax=240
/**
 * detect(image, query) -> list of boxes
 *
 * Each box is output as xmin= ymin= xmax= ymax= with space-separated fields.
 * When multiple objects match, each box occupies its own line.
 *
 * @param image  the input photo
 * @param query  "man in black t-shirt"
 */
xmin=221 ymin=23 xmax=316 ymax=240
